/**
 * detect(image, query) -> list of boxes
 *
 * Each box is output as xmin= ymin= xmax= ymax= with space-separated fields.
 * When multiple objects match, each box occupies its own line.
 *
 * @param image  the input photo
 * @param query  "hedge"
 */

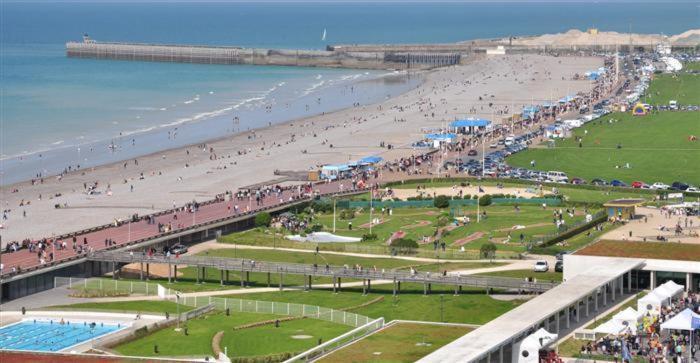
xmin=538 ymin=213 xmax=607 ymax=248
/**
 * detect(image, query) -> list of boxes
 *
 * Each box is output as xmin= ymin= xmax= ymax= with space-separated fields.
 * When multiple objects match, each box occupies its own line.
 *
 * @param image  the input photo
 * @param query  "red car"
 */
xmin=631 ymin=181 xmax=647 ymax=188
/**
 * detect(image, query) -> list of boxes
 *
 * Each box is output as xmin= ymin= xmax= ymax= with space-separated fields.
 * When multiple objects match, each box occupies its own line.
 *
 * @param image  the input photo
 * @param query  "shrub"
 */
xmin=433 ymin=195 xmax=450 ymax=208
xmin=463 ymin=194 xmax=471 ymax=200
xmin=311 ymin=201 xmax=333 ymax=213
xmin=361 ymin=233 xmax=378 ymax=241
xmin=479 ymin=194 xmax=492 ymax=206
xmin=436 ymin=215 xmax=451 ymax=227
xmin=472 ymin=195 xmax=479 ymax=199
xmin=391 ymin=237 xmax=418 ymax=249
xmin=480 ymin=242 xmax=497 ymax=259
xmin=254 ymin=212 xmax=272 ymax=227
xmin=339 ymin=209 xmax=355 ymax=220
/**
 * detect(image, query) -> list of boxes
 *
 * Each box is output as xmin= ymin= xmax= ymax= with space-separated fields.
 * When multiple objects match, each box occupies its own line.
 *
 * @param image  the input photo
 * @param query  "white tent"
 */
xmin=512 ymin=328 xmax=558 ymax=363
xmin=594 ymin=320 xmax=626 ymax=335
xmin=660 ymin=280 xmax=685 ymax=298
xmin=285 ymin=232 xmax=361 ymax=243
xmin=637 ymin=291 xmax=667 ymax=314
xmin=613 ymin=307 xmax=642 ymax=333
xmin=660 ymin=308 xmax=700 ymax=331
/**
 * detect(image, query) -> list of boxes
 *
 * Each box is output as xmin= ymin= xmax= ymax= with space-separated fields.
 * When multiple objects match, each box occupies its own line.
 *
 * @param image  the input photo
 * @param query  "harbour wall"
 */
xmin=66 ymin=41 xmax=462 ymax=70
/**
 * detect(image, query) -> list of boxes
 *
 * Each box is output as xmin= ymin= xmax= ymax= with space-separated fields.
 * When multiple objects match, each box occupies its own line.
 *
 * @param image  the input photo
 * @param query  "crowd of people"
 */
xmin=580 ymin=292 xmax=700 ymax=362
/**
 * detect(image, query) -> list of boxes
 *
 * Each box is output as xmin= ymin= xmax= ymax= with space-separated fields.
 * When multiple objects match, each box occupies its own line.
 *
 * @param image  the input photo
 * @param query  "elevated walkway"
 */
xmin=88 ymin=251 xmax=557 ymax=294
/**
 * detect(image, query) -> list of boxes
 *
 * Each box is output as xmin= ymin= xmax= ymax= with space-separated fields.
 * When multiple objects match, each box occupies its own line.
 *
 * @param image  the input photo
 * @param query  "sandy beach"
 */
xmin=0 ymin=54 xmax=602 ymax=244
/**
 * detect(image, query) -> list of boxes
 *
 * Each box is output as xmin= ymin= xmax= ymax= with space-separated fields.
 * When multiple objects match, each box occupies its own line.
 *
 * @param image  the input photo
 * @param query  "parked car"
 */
xmin=533 ymin=260 xmax=549 ymax=272
xmin=570 ymin=178 xmax=586 ymax=185
xmin=467 ymin=149 xmax=478 ymax=156
xmin=671 ymin=181 xmax=690 ymax=191
xmin=170 ymin=244 xmax=188 ymax=255
xmin=489 ymin=142 xmax=498 ymax=149
xmin=631 ymin=181 xmax=648 ymax=189
xmin=687 ymin=187 xmax=700 ymax=193
xmin=591 ymin=178 xmax=608 ymax=186
xmin=555 ymin=251 xmax=571 ymax=261
xmin=610 ymin=180 xmax=627 ymax=187
xmin=554 ymin=260 xmax=564 ymax=273
xmin=651 ymin=182 xmax=670 ymax=190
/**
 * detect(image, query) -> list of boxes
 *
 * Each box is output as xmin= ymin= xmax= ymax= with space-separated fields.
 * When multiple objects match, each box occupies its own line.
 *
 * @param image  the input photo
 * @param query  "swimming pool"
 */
xmin=0 ymin=319 xmax=125 ymax=352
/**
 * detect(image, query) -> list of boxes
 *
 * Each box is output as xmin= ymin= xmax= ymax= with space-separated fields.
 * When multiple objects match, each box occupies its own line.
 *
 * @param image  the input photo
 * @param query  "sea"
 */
xmin=1 ymin=1 xmax=698 ymax=185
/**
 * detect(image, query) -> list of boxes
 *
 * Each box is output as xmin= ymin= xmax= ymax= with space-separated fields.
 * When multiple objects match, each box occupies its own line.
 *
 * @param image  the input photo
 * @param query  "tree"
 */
xmin=480 ymin=242 xmax=497 ymax=260
xmin=478 ymin=194 xmax=492 ymax=206
xmin=433 ymin=195 xmax=450 ymax=209
xmin=255 ymin=212 xmax=272 ymax=227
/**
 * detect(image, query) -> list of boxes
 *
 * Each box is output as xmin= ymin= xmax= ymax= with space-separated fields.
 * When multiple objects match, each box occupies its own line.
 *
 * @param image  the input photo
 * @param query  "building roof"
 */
xmin=603 ymin=199 xmax=646 ymax=207
xmin=418 ymin=257 xmax=644 ymax=363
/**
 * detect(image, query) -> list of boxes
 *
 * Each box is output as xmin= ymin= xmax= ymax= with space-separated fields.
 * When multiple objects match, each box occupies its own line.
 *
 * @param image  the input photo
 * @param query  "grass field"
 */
xmin=684 ymin=62 xmax=700 ymax=72
xmin=114 ymin=310 xmax=350 ymax=359
xmin=644 ymin=73 xmax=700 ymax=105
xmin=232 ymin=284 xmax=524 ymax=325
xmin=317 ymin=322 xmax=472 ymax=363
xmin=507 ymin=112 xmax=700 ymax=185
xmin=475 ymin=269 xmax=563 ymax=282
xmin=576 ymin=240 xmax=700 ymax=261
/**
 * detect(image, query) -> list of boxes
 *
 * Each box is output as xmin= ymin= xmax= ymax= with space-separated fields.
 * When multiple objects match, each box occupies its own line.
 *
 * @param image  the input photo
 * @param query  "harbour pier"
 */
xmin=66 ymin=38 xmax=462 ymax=70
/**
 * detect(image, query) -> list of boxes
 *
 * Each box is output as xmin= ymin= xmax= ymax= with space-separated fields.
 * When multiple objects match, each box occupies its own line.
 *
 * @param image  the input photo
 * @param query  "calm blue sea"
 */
xmin=1 ymin=1 xmax=698 ymax=184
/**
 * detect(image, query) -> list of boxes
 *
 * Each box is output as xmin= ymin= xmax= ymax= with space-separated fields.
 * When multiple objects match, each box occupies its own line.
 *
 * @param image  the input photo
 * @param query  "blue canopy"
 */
xmin=450 ymin=119 xmax=491 ymax=128
xmin=322 ymin=164 xmax=351 ymax=171
xmin=522 ymin=105 xmax=540 ymax=113
xmin=358 ymin=156 xmax=383 ymax=165
xmin=558 ymin=95 xmax=575 ymax=103
xmin=425 ymin=133 xmax=457 ymax=140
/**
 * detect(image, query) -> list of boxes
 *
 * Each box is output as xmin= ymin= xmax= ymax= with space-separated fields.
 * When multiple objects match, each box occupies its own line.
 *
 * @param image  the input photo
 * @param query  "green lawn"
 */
xmin=231 ymin=284 xmax=524 ymax=325
xmin=507 ymin=112 xmax=700 ymax=185
xmin=50 ymin=300 xmax=191 ymax=314
xmin=476 ymin=269 xmax=563 ymax=282
xmin=644 ymin=73 xmax=700 ymax=105
xmin=317 ymin=322 xmax=472 ymax=363
xmin=115 ymin=311 xmax=350 ymax=359
xmin=684 ymin=62 xmax=700 ymax=72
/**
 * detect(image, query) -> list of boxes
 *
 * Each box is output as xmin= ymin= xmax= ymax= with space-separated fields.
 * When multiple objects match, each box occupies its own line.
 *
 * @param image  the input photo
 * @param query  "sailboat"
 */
xmin=321 ymin=28 xmax=327 ymax=42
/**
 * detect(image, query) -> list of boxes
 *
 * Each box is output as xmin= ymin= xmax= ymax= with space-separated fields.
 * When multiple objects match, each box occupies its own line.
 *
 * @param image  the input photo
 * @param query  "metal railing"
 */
xmin=55 ymin=277 xmax=375 ymax=328
xmin=283 ymin=317 xmax=385 ymax=362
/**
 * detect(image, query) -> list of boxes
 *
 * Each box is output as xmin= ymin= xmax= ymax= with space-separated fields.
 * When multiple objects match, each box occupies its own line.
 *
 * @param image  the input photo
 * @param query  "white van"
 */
xmin=547 ymin=171 xmax=568 ymax=183
xmin=669 ymin=100 xmax=678 ymax=110
xmin=504 ymin=136 xmax=515 ymax=146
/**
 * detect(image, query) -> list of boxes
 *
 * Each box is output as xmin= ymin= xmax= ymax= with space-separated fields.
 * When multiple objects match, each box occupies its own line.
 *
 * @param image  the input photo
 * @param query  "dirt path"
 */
xmin=452 ymin=232 xmax=485 ymax=247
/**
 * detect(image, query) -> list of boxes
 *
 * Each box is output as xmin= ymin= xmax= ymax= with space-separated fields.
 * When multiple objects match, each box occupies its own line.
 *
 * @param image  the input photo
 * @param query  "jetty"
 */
xmin=66 ymin=35 xmax=462 ymax=70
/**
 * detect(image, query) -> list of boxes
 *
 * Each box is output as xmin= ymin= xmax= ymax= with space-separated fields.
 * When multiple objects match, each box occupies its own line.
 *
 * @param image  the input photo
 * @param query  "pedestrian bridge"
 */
xmin=87 ymin=251 xmax=557 ymax=294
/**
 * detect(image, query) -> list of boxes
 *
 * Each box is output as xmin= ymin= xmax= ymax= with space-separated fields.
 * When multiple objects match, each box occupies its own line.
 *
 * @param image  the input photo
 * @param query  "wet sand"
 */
xmin=0 ymin=54 xmax=602 ymax=244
